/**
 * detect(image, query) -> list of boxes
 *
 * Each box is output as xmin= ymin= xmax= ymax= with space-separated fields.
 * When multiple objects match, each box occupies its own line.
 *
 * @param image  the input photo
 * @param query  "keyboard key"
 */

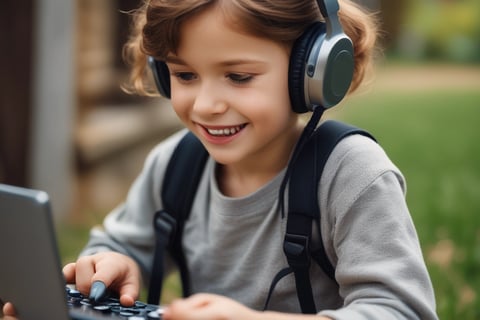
xmin=147 ymin=310 xmax=162 ymax=319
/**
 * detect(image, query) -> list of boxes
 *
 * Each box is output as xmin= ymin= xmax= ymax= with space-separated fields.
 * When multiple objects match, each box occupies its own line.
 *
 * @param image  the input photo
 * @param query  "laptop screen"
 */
xmin=0 ymin=183 xmax=71 ymax=319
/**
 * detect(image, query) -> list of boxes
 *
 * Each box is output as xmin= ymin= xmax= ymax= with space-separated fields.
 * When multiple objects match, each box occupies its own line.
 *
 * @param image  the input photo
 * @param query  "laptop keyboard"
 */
xmin=66 ymin=286 xmax=162 ymax=319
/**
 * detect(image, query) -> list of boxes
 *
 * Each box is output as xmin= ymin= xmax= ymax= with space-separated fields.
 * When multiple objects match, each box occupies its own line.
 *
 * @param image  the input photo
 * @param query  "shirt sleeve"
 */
xmin=317 ymin=135 xmax=438 ymax=320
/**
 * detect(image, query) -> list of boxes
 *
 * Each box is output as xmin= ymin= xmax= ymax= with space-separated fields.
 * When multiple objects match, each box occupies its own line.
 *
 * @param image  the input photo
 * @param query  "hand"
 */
xmin=163 ymin=293 xmax=258 ymax=320
xmin=162 ymin=294 xmax=333 ymax=320
xmin=1 ymin=302 xmax=18 ymax=320
xmin=62 ymin=252 xmax=141 ymax=306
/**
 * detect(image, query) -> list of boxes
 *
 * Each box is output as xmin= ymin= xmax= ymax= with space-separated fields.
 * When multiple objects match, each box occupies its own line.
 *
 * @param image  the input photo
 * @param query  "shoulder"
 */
xmin=319 ymin=133 xmax=406 ymax=218
xmin=143 ymin=128 xmax=190 ymax=174
xmin=132 ymin=129 xmax=191 ymax=203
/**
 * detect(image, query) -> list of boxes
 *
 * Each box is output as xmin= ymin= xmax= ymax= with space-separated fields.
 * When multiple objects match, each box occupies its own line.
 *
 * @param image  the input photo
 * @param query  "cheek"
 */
xmin=247 ymin=77 xmax=292 ymax=119
xmin=240 ymin=91 xmax=295 ymax=131
xmin=170 ymin=84 xmax=191 ymax=121
xmin=257 ymin=63 xmax=291 ymax=113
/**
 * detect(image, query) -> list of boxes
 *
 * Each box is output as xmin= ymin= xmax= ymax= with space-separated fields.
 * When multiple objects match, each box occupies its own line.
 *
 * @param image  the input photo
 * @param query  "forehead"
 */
xmin=171 ymin=5 xmax=289 ymax=64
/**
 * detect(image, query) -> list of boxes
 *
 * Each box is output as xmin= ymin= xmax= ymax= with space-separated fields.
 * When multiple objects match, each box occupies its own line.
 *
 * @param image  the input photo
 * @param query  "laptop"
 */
xmin=0 ymin=183 xmax=161 ymax=320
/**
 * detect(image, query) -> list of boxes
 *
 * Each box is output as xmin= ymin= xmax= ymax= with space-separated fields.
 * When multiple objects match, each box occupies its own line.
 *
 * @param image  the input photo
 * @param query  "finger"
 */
xmin=73 ymin=256 xmax=97 ymax=295
xmin=165 ymin=294 xmax=214 ymax=320
xmin=62 ymin=262 xmax=77 ymax=283
xmin=118 ymin=281 xmax=139 ymax=306
xmin=182 ymin=293 xmax=215 ymax=308
xmin=164 ymin=299 xmax=191 ymax=320
xmin=3 ymin=302 xmax=16 ymax=317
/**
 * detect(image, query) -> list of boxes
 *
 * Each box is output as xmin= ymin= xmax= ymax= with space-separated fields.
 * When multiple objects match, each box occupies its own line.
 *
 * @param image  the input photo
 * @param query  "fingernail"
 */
xmin=89 ymin=280 xmax=107 ymax=302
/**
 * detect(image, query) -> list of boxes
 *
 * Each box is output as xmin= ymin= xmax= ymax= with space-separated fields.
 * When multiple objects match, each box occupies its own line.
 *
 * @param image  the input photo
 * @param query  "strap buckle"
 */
xmin=283 ymin=233 xmax=311 ymax=268
xmin=153 ymin=210 xmax=177 ymax=244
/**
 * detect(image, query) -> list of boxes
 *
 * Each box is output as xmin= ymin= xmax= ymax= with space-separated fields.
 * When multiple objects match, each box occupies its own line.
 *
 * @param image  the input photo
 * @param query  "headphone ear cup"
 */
xmin=148 ymin=56 xmax=171 ymax=98
xmin=288 ymin=22 xmax=326 ymax=114
xmin=319 ymin=36 xmax=354 ymax=108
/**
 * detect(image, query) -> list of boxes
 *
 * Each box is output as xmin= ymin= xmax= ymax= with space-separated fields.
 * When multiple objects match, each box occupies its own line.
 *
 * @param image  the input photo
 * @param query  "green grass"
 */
xmin=58 ymin=85 xmax=480 ymax=318
xmin=332 ymin=88 xmax=480 ymax=319
xmin=56 ymin=222 xmax=92 ymax=265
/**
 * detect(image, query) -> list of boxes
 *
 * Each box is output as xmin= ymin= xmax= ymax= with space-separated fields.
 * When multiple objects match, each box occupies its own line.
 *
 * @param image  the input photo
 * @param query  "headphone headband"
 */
xmin=317 ymin=0 xmax=338 ymax=18
xmin=318 ymin=0 xmax=343 ymax=40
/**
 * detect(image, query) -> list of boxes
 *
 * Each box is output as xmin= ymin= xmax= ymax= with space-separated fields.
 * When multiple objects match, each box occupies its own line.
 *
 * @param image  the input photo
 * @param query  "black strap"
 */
xmin=148 ymin=210 xmax=176 ymax=304
xmin=147 ymin=132 xmax=209 ymax=304
xmin=161 ymin=132 xmax=209 ymax=222
xmin=263 ymin=267 xmax=293 ymax=311
xmin=279 ymin=107 xmax=325 ymax=218
xmin=282 ymin=120 xmax=375 ymax=313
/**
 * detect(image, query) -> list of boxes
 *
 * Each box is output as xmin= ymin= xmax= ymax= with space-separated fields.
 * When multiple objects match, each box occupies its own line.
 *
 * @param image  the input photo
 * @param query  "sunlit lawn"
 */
xmin=57 ymin=67 xmax=480 ymax=319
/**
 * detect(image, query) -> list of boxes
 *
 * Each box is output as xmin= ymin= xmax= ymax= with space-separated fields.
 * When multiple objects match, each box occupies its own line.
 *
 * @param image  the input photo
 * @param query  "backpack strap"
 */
xmin=284 ymin=120 xmax=376 ymax=313
xmin=147 ymin=131 xmax=209 ymax=304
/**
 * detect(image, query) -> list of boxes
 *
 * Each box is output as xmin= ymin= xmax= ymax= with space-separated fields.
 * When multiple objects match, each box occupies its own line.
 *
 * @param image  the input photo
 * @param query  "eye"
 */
xmin=173 ymin=72 xmax=197 ymax=82
xmin=228 ymin=73 xmax=253 ymax=84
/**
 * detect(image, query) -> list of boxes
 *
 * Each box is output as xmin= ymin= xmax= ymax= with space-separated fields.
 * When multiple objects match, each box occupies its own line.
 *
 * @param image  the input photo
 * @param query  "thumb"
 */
xmin=2 ymin=302 xmax=17 ymax=318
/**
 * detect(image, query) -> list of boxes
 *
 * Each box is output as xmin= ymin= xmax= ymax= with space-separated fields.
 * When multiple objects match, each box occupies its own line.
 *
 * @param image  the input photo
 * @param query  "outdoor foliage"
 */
xmin=393 ymin=0 xmax=480 ymax=63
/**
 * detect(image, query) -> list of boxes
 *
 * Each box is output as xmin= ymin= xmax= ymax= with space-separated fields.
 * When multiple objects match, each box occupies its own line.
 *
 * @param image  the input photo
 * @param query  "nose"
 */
xmin=192 ymin=80 xmax=228 ymax=116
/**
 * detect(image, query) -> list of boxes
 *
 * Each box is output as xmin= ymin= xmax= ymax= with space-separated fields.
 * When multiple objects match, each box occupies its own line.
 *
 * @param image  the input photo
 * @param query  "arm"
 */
xmin=317 ymin=135 xmax=438 ymax=320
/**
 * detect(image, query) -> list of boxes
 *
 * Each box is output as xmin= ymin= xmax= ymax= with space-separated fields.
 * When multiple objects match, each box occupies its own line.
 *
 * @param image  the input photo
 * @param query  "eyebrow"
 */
xmin=164 ymin=55 xmax=265 ymax=67
xmin=220 ymin=59 xmax=264 ymax=67
xmin=164 ymin=56 xmax=186 ymax=65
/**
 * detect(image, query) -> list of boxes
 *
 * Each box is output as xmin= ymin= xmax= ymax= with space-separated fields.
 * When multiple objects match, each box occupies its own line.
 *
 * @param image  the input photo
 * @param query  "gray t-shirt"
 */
xmin=81 ymin=129 xmax=438 ymax=320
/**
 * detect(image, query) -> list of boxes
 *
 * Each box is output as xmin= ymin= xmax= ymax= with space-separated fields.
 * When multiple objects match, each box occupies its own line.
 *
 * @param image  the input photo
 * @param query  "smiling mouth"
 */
xmin=205 ymin=124 xmax=246 ymax=137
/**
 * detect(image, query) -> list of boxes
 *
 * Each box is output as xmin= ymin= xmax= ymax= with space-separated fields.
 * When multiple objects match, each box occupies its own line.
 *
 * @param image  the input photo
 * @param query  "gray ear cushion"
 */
xmin=288 ymin=22 xmax=326 ymax=113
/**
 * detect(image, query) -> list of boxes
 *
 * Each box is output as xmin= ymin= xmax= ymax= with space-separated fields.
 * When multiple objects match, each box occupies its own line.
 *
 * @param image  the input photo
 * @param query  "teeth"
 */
xmin=207 ymin=125 xmax=243 ymax=137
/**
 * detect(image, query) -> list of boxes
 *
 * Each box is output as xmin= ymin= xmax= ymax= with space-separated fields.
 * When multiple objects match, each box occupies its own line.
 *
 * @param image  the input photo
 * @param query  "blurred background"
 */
xmin=0 ymin=0 xmax=479 ymax=318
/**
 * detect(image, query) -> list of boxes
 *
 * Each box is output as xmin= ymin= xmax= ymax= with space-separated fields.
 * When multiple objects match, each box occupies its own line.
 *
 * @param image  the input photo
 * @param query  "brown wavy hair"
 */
xmin=123 ymin=0 xmax=379 ymax=97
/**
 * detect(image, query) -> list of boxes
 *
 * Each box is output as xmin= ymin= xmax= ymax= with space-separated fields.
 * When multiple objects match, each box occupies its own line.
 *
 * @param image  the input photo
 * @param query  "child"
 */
xmin=3 ymin=0 xmax=438 ymax=319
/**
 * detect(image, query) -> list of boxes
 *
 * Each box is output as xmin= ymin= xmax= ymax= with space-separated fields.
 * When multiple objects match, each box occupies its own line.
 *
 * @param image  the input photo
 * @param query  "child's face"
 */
xmin=166 ymin=6 xmax=301 ymax=168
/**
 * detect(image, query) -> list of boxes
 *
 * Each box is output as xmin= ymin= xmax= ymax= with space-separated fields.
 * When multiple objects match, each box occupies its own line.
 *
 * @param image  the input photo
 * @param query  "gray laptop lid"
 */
xmin=0 ymin=184 xmax=130 ymax=320
xmin=0 ymin=183 xmax=71 ymax=319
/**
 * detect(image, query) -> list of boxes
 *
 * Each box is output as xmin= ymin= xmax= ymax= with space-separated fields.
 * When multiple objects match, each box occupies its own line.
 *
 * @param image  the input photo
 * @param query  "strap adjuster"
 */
xmin=283 ymin=233 xmax=311 ymax=268
xmin=153 ymin=210 xmax=177 ymax=243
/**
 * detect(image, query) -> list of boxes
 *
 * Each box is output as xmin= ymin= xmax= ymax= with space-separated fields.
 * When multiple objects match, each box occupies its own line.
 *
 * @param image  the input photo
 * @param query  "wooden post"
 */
xmin=29 ymin=0 xmax=76 ymax=220
xmin=0 ymin=0 xmax=34 ymax=187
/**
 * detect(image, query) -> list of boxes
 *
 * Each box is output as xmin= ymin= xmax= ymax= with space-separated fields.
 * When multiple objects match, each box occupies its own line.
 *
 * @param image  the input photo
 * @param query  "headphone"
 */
xmin=148 ymin=0 xmax=354 ymax=113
